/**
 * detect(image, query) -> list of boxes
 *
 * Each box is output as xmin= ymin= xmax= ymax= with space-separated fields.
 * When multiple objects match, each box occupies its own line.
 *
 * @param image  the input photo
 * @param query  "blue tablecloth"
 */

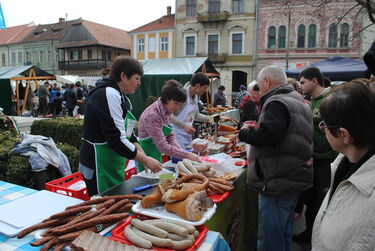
xmin=0 ymin=181 xmax=230 ymax=251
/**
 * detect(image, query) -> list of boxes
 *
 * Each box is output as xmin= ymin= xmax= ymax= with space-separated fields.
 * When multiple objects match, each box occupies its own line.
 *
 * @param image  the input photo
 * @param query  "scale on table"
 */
xmin=193 ymin=114 xmax=220 ymax=143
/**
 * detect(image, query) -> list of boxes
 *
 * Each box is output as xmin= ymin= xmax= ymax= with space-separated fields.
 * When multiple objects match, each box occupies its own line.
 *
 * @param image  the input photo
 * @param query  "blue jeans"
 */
xmin=257 ymin=192 xmax=300 ymax=251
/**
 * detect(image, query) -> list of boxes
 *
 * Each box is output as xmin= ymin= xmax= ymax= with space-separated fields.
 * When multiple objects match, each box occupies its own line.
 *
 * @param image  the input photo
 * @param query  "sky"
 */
xmin=1 ymin=0 xmax=176 ymax=31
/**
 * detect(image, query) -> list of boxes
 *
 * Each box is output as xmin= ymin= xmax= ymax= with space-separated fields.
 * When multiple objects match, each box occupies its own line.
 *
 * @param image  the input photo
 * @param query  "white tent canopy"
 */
xmin=55 ymin=75 xmax=82 ymax=84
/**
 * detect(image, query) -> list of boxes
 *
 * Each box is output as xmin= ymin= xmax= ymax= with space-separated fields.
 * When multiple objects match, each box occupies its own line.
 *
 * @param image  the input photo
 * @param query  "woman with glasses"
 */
xmin=312 ymin=82 xmax=375 ymax=250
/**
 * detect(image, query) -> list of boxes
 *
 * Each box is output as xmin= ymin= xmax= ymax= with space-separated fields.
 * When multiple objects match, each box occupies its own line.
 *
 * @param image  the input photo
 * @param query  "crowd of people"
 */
xmin=14 ymin=80 xmax=90 ymax=117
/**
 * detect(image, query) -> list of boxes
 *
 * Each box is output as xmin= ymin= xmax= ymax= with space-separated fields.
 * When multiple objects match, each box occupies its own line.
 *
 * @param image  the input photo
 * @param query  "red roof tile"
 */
xmin=81 ymin=20 xmax=131 ymax=49
xmin=0 ymin=23 xmax=36 ymax=45
xmin=130 ymin=14 xmax=175 ymax=33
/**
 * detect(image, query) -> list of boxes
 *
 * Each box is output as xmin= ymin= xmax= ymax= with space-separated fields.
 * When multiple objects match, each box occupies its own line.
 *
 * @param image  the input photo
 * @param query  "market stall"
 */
xmin=0 ymin=180 xmax=231 ymax=251
xmin=128 ymin=57 xmax=219 ymax=118
xmin=285 ymin=56 xmax=368 ymax=81
xmin=0 ymin=65 xmax=54 ymax=115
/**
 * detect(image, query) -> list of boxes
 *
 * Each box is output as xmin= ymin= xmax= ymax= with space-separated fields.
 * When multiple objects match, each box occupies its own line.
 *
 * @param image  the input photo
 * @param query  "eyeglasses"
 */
xmin=319 ymin=121 xmax=339 ymax=132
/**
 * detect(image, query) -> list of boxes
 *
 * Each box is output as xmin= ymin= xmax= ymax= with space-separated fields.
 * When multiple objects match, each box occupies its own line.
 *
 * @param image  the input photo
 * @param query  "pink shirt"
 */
xmin=138 ymin=99 xmax=188 ymax=159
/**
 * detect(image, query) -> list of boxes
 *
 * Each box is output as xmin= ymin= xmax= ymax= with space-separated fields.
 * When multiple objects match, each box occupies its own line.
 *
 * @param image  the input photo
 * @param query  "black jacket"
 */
xmin=64 ymin=89 xmax=76 ymax=109
xmin=79 ymin=78 xmax=138 ymax=169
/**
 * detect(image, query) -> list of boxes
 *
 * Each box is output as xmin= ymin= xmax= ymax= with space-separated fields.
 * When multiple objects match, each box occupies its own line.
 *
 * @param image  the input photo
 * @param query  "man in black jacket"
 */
xmin=63 ymin=84 xmax=76 ymax=117
xmin=239 ymin=65 xmax=313 ymax=251
xmin=79 ymin=56 xmax=162 ymax=195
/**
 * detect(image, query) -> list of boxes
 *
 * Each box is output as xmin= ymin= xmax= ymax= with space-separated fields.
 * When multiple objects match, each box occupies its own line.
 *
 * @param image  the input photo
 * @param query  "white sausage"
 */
xmin=131 ymin=219 xmax=168 ymax=238
xmin=182 ymin=159 xmax=198 ymax=173
xmin=124 ymin=225 xmax=152 ymax=249
xmin=146 ymin=221 xmax=188 ymax=237
xmin=132 ymin=226 xmax=172 ymax=248
xmin=171 ymin=239 xmax=193 ymax=250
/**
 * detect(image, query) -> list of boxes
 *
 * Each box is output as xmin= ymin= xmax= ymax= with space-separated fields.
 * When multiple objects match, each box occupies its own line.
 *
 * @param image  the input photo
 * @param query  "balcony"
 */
xmin=58 ymin=59 xmax=112 ymax=70
xmin=196 ymin=11 xmax=229 ymax=23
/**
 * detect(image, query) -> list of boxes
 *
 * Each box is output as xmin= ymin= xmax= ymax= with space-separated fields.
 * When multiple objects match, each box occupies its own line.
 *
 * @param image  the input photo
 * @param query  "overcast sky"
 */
xmin=1 ymin=0 xmax=176 ymax=31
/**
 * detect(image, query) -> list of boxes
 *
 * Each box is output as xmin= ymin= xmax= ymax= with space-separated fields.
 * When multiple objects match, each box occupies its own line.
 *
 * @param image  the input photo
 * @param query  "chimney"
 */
xmin=167 ymin=6 xmax=171 ymax=15
xmin=59 ymin=18 xmax=65 ymax=23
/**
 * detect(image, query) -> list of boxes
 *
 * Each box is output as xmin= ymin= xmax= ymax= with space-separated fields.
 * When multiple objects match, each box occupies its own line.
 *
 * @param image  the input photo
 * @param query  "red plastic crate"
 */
xmin=110 ymin=215 xmax=208 ymax=251
xmin=45 ymin=172 xmax=90 ymax=201
xmin=208 ymin=192 xmax=230 ymax=203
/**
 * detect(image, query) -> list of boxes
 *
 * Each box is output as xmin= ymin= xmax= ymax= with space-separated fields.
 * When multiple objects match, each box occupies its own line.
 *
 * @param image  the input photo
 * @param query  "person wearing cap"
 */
xmin=234 ymin=84 xmax=248 ymax=108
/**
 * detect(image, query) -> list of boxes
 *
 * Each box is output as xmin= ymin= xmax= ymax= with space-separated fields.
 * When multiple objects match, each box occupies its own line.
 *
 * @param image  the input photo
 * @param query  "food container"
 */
xmin=192 ymin=138 xmax=209 ymax=152
xmin=110 ymin=215 xmax=208 ymax=251
xmin=132 ymin=201 xmax=216 ymax=226
xmin=45 ymin=172 xmax=90 ymax=201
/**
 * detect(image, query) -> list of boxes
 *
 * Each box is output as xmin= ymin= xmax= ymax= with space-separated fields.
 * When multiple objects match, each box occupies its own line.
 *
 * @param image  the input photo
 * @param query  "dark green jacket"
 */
xmin=311 ymin=88 xmax=338 ymax=163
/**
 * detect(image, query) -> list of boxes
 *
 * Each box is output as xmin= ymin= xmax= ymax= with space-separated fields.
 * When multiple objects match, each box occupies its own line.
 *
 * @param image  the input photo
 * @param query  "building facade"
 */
xmin=175 ymin=0 xmax=256 ymax=104
xmin=256 ymin=0 xmax=367 ymax=73
xmin=130 ymin=6 xmax=175 ymax=60
xmin=0 ymin=23 xmax=36 ymax=67
xmin=56 ymin=19 xmax=131 ymax=76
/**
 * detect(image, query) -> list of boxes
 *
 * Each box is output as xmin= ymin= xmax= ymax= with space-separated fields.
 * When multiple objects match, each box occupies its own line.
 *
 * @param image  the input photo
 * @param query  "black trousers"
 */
xmin=39 ymin=97 xmax=48 ymax=115
xmin=301 ymin=161 xmax=331 ymax=234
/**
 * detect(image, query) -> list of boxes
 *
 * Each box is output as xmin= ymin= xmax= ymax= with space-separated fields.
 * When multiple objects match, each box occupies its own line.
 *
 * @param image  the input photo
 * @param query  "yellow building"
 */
xmin=130 ymin=6 xmax=175 ymax=60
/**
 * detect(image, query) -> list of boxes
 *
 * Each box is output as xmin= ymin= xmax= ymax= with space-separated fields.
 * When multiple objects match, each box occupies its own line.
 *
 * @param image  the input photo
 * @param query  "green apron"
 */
xmin=94 ymin=111 xmax=137 ymax=193
xmin=137 ymin=124 xmax=172 ymax=172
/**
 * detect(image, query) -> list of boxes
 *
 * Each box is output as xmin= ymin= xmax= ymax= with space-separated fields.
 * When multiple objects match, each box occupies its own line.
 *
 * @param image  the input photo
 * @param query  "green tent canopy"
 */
xmin=0 ymin=65 xmax=53 ymax=114
xmin=128 ymin=57 xmax=219 ymax=118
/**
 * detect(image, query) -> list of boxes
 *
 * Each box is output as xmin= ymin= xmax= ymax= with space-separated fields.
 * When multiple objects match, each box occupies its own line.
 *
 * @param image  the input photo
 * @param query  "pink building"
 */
xmin=256 ymin=0 xmax=363 ymax=73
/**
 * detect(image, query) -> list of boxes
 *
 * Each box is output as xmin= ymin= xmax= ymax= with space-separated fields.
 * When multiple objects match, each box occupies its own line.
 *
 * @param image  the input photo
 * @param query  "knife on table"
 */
xmin=132 ymin=183 xmax=159 ymax=193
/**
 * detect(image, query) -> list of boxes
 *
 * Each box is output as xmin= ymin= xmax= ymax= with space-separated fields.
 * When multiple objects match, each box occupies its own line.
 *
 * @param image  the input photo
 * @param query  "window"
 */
xmin=18 ymin=52 xmax=22 ymax=64
xmin=88 ymin=49 xmax=92 ymax=59
xmin=149 ymin=37 xmax=156 ymax=52
xmin=186 ymin=36 xmax=195 ymax=55
xmin=39 ymin=51 xmax=44 ymax=63
xmin=278 ymin=26 xmax=286 ymax=48
xmin=161 ymin=36 xmax=168 ymax=51
xmin=328 ymin=23 xmax=338 ymax=48
xmin=340 ymin=23 xmax=349 ymax=48
xmin=233 ymin=0 xmax=244 ymax=13
xmin=78 ymin=49 xmax=83 ymax=60
xmin=208 ymin=34 xmax=219 ymax=55
xmin=33 ymin=51 xmax=38 ymax=63
xmin=267 ymin=26 xmax=276 ymax=49
xmin=11 ymin=52 xmax=16 ymax=65
xmin=308 ymin=24 xmax=317 ymax=48
xmin=297 ymin=24 xmax=306 ymax=48
xmin=186 ymin=0 xmax=196 ymax=17
xmin=47 ymin=50 xmax=52 ymax=62
xmin=26 ymin=52 xmax=30 ymax=63
xmin=232 ymin=33 xmax=243 ymax=54
xmin=1 ymin=53 xmax=5 ymax=66
xmin=138 ymin=38 xmax=144 ymax=52
xmin=69 ymin=50 xmax=74 ymax=60
xmin=209 ymin=0 xmax=220 ymax=13
xmin=107 ymin=50 xmax=111 ymax=61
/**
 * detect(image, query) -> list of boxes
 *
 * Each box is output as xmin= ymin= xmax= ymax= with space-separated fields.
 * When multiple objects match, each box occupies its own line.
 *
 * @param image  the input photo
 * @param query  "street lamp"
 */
xmin=51 ymin=25 xmax=55 ymax=75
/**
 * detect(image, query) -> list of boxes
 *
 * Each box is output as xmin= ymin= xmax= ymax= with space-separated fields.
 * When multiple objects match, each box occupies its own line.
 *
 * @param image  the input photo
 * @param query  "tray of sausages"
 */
xmin=109 ymin=214 xmax=208 ymax=251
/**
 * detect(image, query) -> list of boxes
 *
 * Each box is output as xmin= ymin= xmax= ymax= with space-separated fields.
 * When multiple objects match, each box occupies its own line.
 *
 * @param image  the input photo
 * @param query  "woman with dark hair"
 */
xmin=312 ymin=82 xmax=375 ymax=250
xmin=79 ymin=56 xmax=162 ymax=195
xmin=138 ymin=80 xmax=200 ymax=170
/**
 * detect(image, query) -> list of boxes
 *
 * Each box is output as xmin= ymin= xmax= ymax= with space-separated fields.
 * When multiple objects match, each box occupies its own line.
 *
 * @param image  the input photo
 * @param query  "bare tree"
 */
xmin=272 ymin=0 xmax=374 ymax=40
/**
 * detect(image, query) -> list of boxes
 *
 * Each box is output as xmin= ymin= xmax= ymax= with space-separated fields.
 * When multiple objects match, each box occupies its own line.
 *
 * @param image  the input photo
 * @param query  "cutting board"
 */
xmin=0 ymin=190 xmax=83 ymax=237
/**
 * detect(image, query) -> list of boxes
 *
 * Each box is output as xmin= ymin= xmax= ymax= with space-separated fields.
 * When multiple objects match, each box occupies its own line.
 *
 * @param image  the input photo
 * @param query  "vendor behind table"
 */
xmin=79 ymin=56 xmax=162 ymax=196
xmin=171 ymin=72 xmax=212 ymax=150
xmin=137 ymin=80 xmax=201 ymax=171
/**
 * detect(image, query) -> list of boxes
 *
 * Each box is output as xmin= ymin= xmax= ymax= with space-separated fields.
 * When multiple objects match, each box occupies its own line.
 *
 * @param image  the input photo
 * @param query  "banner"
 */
xmin=0 ymin=2 xmax=6 ymax=29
